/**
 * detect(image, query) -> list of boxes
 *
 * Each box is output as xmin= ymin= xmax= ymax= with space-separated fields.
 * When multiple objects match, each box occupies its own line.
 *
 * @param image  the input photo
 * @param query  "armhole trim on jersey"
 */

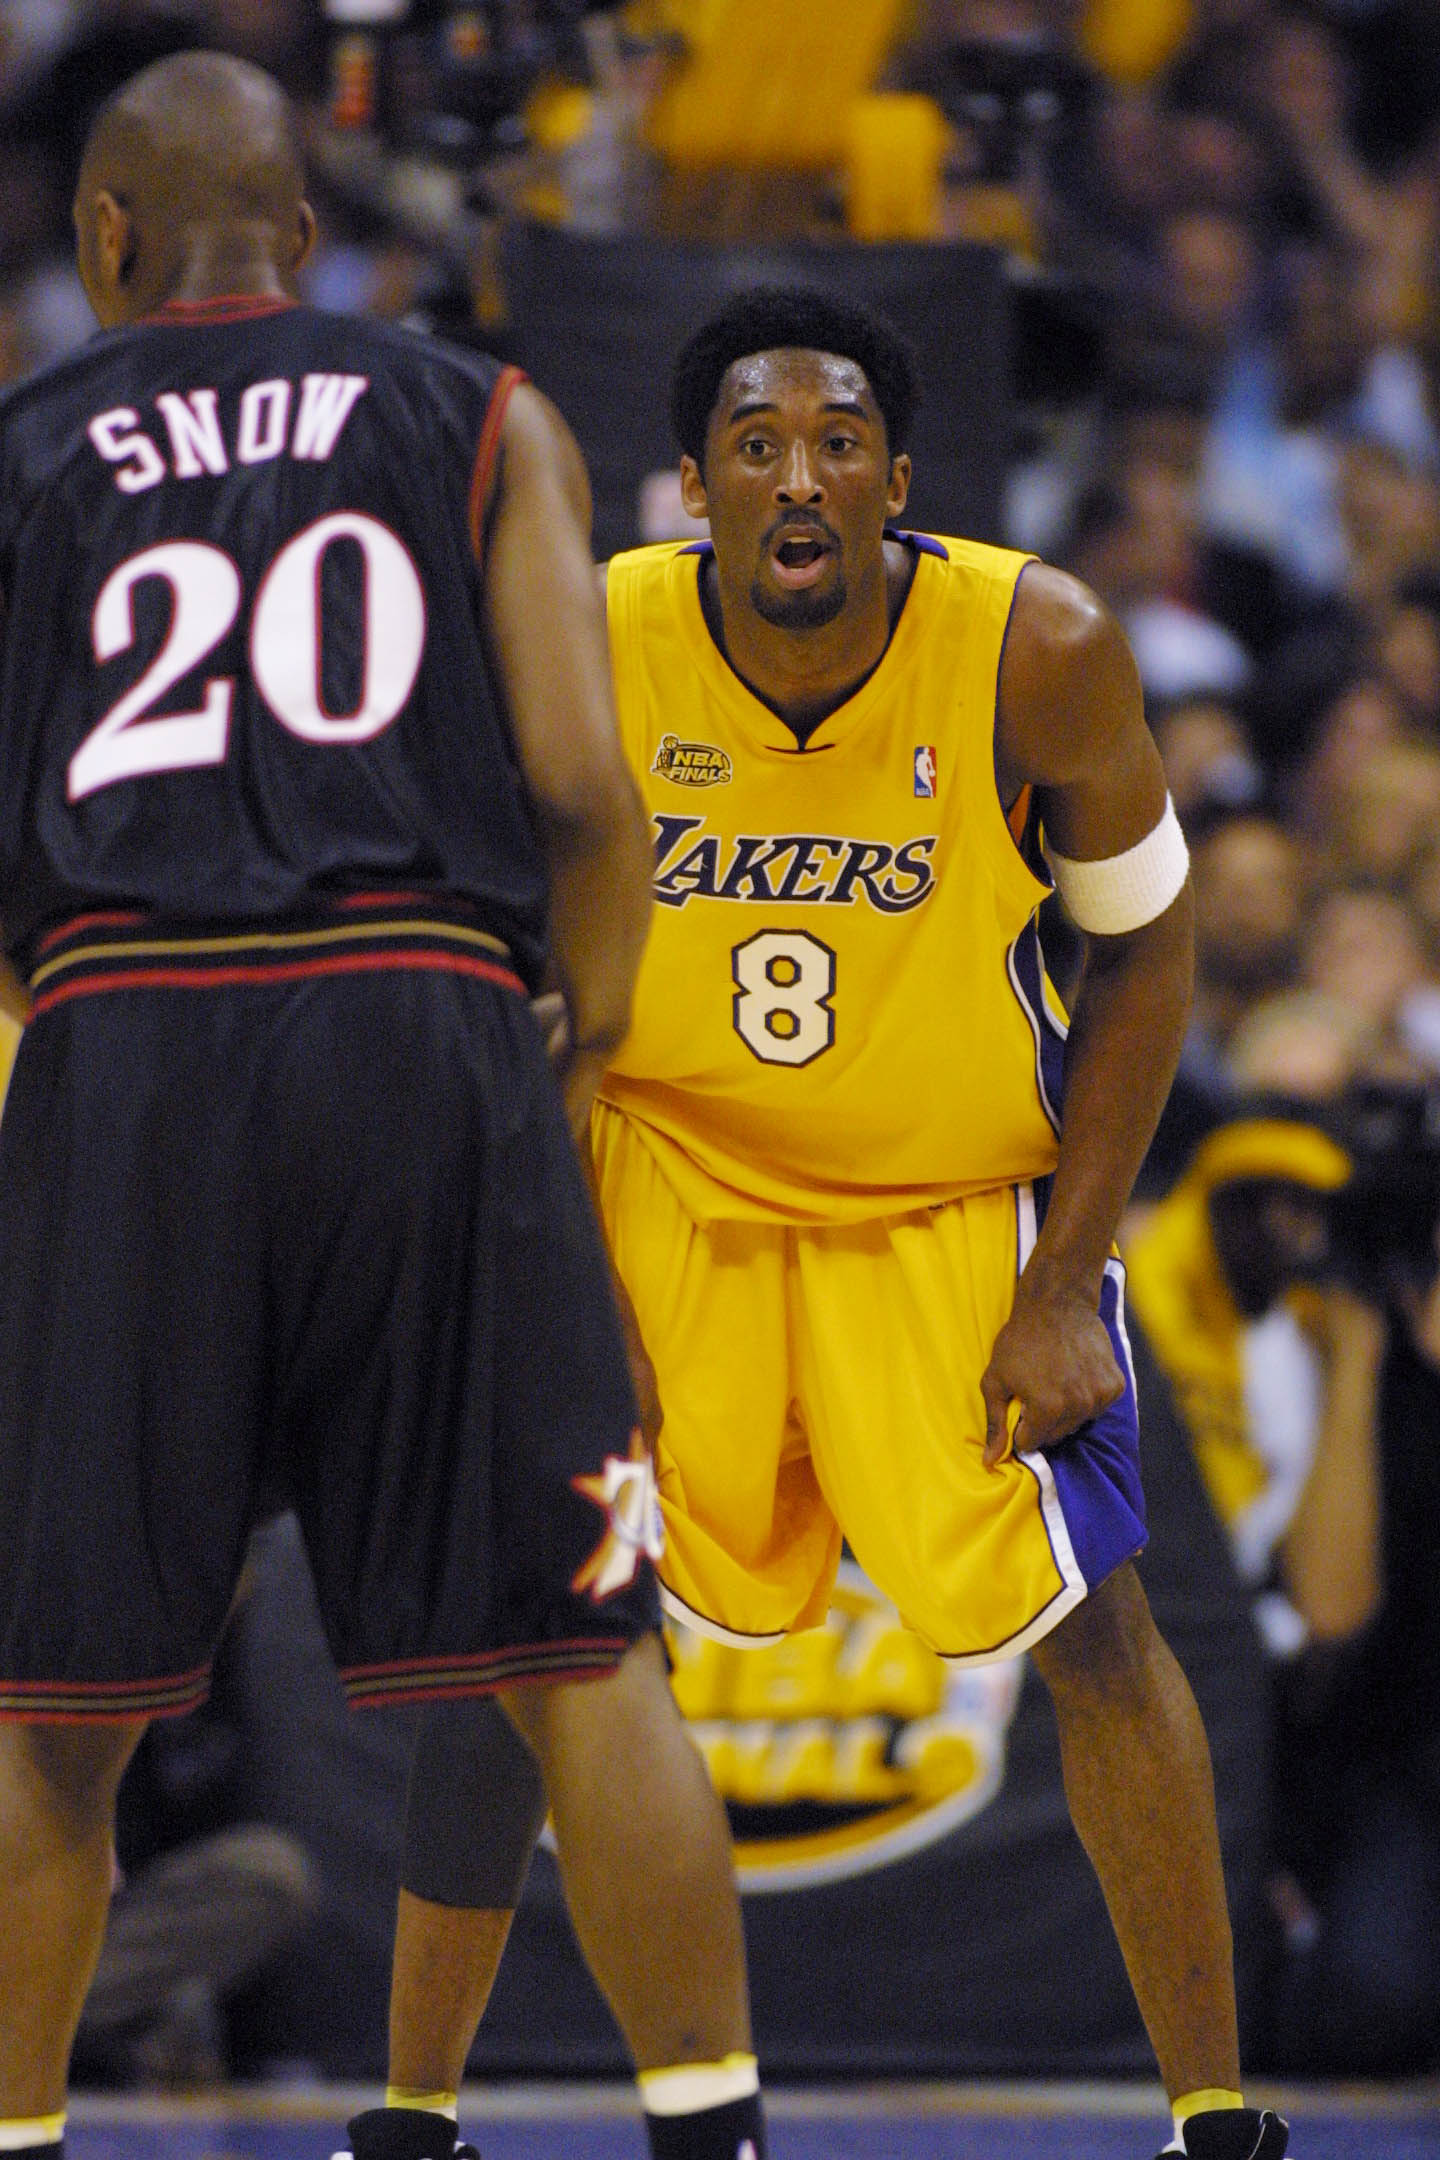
xmin=977 ymin=556 xmax=1051 ymax=912
xmin=888 ymin=526 xmax=949 ymax=560
xmin=604 ymin=552 xmax=645 ymax=773
xmin=467 ymin=363 xmax=528 ymax=572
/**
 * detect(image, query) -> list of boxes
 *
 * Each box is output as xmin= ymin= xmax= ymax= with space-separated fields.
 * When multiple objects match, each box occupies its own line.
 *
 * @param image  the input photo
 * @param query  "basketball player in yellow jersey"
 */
xmin=371 ymin=291 xmax=1290 ymax=2160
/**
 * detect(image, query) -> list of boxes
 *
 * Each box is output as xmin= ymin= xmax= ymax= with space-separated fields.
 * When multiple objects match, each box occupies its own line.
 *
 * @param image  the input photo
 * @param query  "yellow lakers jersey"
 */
xmin=599 ymin=533 xmax=1066 ymax=1224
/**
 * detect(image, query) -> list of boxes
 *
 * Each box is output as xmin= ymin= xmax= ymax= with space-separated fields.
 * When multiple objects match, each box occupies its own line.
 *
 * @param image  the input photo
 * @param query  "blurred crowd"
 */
xmin=3 ymin=0 xmax=1440 ymax=2093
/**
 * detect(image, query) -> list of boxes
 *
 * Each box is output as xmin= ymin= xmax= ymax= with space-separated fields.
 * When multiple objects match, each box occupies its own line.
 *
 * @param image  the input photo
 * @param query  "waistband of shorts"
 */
xmin=26 ymin=891 xmax=527 ymax=1015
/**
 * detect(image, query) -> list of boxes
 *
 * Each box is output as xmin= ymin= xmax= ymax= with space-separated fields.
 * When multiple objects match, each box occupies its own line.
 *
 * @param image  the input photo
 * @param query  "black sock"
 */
xmin=346 ymin=2109 xmax=457 ymax=2160
xmin=644 ymin=2093 xmax=766 ymax=2160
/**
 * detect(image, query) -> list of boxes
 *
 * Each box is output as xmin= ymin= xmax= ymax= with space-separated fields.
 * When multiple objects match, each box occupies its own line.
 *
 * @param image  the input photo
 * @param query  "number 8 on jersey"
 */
xmin=732 ymin=929 xmax=836 ymax=1067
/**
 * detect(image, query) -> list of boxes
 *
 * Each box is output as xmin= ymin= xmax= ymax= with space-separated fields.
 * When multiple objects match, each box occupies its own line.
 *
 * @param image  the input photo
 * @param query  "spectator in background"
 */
xmin=1262 ymin=2 xmax=1440 ymax=353
xmin=1376 ymin=571 xmax=1440 ymax=736
xmin=1406 ymin=835 xmax=1440 ymax=970
xmin=1121 ymin=1105 xmax=1401 ymax=2069
xmin=1189 ymin=813 xmax=1306 ymax=1057
xmin=1262 ymin=1082 xmax=1440 ymax=2075
xmin=1151 ymin=696 xmax=1263 ymax=827
xmin=1153 ymin=205 xmax=1261 ymax=396
xmin=1286 ymin=671 xmax=1409 ymax=843
xmin=1165 ymin=95 xmax=1272 ymax=231
xmin=1059 ymin=442 xmax=1254 ymax=707
xmin=1225 ymin=991 xmax=1372 ymax=1106
xmin=1140 ymin=812 xmax=1307 ymax=1193
xmin=1046 ymin=78 xmax=1175 ymax=312
xmin=1335 ymin=434 xmax=1440 ymax=621
xmin=1240 ymin=449 xmax=1440 ymax=782
xmin=1112 ymin=367 xmax=1265 ymax=702
xmin=1324 ymin=738 xmax=1440 ymax=887
xmin=1201 ymin=241 xmax=1438 ymax=603
xmin=1123 ymin=1101 xmax=1385 ymax=1655
xmin=1301 ymin=884 xmax=1440 ymax=1081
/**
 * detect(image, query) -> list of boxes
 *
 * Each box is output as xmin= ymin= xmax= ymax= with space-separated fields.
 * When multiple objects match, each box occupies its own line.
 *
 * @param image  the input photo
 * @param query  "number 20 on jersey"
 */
xmin=70 ymin=511 xmax=424 ymax=803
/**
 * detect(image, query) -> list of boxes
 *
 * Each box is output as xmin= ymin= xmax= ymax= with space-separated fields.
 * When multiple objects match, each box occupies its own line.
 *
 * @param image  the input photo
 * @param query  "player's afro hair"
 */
xmin=669 ymin=287 xmax=919 ymax=467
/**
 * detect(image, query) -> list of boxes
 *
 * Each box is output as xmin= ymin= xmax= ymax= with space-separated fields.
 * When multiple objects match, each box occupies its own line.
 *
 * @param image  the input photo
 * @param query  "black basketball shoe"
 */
xmin=1157 ymin=2108 xmax=1291 ymax=2160
xmin=341 ymin=2110 xmax=473 ymax=2160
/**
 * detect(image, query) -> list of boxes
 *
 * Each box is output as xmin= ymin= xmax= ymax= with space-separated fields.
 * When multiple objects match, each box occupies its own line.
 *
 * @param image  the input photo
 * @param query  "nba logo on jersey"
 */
xmin=914 ymin=744 xmax=938 ymax=798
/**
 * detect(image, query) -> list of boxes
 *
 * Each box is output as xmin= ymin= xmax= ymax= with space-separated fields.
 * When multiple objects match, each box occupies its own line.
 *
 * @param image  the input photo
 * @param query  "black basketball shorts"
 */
xmin=0 ymin=904 xmax=660 ymax=1720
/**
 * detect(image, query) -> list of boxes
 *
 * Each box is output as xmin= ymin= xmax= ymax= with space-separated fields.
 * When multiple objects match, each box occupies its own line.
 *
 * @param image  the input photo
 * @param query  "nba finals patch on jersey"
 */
xmin=652 ymin=733 xmax=732 ymax=787
xmin=667 ymin=1565 xmax=1022 ymax=1890
xmin=914 ymin=744 xmax=938 ymax=798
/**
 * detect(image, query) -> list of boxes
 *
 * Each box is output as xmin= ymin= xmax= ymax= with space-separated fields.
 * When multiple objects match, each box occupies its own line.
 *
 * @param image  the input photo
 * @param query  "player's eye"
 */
xmin=739 ymin=436 xmax=771 ymax=458
xmin=825 ymin=434 xmax=857 ymax=454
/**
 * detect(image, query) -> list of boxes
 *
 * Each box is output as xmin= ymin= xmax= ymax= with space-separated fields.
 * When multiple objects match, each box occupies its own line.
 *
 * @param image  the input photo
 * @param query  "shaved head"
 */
xmin=74 ymin=51 xmax=311 ymax=326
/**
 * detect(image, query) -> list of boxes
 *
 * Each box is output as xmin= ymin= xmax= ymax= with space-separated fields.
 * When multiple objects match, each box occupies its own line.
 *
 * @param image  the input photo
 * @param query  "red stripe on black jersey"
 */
xmin=138 ymin=294 xmax=298 ymax=325
xmin=467 ymin=363 xmax=527 ymax=571
xmin=27 ymin=902 xmax=525 ymax=1014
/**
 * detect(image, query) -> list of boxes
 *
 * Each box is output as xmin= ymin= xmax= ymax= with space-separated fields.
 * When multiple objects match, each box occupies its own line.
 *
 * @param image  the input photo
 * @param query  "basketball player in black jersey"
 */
xmin=0 ymin=52 xmax=763 ymax=2160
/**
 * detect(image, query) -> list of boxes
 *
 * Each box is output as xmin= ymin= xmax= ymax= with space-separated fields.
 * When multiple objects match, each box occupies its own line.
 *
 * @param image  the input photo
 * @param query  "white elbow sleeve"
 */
xmin=1043 ymin=794 xmax=1189 ymax=934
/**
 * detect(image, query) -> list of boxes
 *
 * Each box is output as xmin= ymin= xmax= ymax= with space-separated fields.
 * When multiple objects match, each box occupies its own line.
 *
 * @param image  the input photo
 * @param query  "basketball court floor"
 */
xmin=70 ymin=2082 xmax=1440 ymax=2160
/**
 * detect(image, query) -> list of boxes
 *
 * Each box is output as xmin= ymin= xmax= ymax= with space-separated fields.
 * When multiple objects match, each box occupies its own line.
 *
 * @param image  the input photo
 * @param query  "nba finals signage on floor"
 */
xmin=668 ymin=1564 xmax=1023 ymax=1890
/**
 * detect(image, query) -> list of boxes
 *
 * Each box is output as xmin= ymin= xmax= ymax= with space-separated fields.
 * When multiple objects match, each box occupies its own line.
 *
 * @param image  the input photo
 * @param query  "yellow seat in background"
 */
xmin=844 ymin=93 xmax=946 ymax=241
xmin=644 ymin=0 xmax=908 ymax=170
xmin=1079 ymin=0 xmax=1191 ymax=84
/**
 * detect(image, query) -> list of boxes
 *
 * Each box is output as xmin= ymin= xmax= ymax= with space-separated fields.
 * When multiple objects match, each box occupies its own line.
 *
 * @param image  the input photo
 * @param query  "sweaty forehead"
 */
xmin=714 ymin=348 xmax=878 ymax=422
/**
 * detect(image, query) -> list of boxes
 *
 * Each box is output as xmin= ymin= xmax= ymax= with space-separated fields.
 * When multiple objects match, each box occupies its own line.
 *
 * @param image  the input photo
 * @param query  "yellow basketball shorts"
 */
xmin=593 ymin=1106 xmax=1147 ymax=1663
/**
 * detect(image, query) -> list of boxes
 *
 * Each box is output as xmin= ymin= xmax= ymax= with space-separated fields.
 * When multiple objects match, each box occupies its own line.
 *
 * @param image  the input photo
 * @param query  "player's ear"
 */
xmin=678 ymin=454 xmax=708 ymax=521
xmin=886 ymin=451 xmax=912 ymax=520
xmin=94 ymin=191 xmax=136 ymax=290
xmin=291 ymin=199 xmax=318 ymax=274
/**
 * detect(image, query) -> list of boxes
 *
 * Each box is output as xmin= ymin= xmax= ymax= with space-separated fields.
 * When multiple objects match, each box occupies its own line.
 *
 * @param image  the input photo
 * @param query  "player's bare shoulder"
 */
xmin=996 ymin=560 xmax=1144 ymax=796
xmin=494 ymin=379 xmax=591 ymax=527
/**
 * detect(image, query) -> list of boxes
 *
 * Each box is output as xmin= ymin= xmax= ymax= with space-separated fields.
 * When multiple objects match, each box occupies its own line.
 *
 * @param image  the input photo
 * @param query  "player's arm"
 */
xmin=524 ymin=553 xmax=661 ymax=1435
xmin=0 ymin=967 xmax=30 ymax=1028
xmin=482 ymin=387 xmax=651 ymax=1138
xmin=983 ymin=563 xmax=1194 ymax=1460
xmin=1281 ymin=1283 xmax=1386 ymax=1640
xmin=533 ymin=975 xmax=663 ymax=1441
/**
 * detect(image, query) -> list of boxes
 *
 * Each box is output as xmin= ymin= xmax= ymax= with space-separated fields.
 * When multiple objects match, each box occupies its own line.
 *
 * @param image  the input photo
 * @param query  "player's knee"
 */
xmin=403 ymin=1698 xmax=547 ymax=1908
xmin=2 ymin=1715 xmax=146 ymax=1828
xmin=1031 ymin=1563 xmax=1163 ymax=1707
xmin=500 ymin=1630 xmax=673 ymax=1780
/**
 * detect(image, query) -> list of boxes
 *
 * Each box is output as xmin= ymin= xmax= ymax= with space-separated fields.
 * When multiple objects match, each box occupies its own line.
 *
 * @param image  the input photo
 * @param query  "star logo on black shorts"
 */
xmin=571 ymin=1428 xmax=665 ymax=1600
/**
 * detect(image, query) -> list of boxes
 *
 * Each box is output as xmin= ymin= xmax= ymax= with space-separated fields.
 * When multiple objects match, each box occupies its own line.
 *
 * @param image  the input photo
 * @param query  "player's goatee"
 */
xmin=750 ymin=574 xmax=848 ymax=630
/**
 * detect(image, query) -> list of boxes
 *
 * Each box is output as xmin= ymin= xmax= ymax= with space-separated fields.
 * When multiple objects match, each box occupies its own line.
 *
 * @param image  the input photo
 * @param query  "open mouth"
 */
xmin=770 ymin=529 xmax=834 ymax=587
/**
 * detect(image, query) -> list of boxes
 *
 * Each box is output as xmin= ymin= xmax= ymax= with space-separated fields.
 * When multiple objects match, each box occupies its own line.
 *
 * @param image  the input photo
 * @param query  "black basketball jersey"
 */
xmin=0 ymin=297 xmax=547 ymax=982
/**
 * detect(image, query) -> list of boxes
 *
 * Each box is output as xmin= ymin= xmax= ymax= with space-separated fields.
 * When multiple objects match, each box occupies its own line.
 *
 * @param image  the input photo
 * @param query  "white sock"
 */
xmin=638 ymin=2053 xmax=760 ymax=2115
xmin=0 ymin=2120 xmax=66 ymax=2153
